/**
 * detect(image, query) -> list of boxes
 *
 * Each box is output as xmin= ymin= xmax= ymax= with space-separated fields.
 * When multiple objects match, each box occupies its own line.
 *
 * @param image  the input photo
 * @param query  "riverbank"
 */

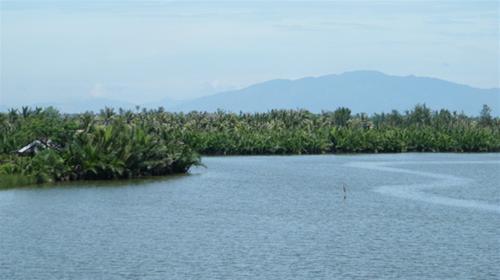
xmin=1 ymin=105 xmax=498 ymax=188
xmin=0 ymin=174 xmax=36 ymax=190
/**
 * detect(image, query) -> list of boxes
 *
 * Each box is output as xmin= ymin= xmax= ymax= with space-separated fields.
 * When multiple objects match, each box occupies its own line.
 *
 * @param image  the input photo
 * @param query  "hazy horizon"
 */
xmin=1 ymin=1 xmax=499 ymax=108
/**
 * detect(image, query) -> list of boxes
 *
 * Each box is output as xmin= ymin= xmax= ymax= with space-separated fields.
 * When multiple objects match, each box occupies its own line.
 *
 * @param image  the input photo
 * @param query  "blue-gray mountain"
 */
xmin=2 ymin=71 xmax=498 ymax=115
xmin=170 ymin=71 xmax=500 ymax=115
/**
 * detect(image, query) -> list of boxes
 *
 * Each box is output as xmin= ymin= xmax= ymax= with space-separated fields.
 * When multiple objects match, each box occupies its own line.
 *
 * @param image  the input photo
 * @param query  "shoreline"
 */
xmin=2 ymin=152 xmax=498 ymax=190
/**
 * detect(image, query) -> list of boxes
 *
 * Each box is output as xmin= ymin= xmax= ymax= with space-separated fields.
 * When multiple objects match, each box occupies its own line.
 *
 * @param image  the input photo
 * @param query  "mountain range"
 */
xmin=168 ymin=71 xmax=499 ymax=115
xmin=2 ymin=71 xmax=499 ymax=115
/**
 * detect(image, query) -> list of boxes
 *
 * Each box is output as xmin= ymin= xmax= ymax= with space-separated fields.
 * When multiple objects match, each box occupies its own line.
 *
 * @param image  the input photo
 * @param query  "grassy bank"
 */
xmin=0 ymin=174 xmax=37 ymax=189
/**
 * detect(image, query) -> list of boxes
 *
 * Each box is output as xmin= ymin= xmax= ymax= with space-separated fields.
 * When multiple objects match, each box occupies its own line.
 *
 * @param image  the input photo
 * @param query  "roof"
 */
xmin=18 ymin=140 xmax=46 ymax=154
xmin=17 ymin=139 xmax=60 ymax=154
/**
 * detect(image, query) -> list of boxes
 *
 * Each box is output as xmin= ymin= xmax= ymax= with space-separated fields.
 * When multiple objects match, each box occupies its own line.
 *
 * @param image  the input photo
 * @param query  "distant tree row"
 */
xmin=171 ymin=104 xmax=499 ymax=154
xmin=0 ymin=104 xmax=498 ymax=186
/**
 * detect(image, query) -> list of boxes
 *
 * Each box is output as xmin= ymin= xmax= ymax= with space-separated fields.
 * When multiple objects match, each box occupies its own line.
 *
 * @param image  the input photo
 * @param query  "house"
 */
xmin=17 ymin=140 xmax=60 ymax=155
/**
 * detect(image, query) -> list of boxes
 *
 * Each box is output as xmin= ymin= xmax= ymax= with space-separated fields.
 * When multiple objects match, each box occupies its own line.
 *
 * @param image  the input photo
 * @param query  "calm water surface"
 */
xmin=1 ymin=153 xmax=499 ymax=279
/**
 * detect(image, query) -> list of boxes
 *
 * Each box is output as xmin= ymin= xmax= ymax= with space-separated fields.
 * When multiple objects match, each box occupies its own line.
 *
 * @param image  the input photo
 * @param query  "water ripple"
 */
xmin=346 ymin=160 xmax=500 ymax=214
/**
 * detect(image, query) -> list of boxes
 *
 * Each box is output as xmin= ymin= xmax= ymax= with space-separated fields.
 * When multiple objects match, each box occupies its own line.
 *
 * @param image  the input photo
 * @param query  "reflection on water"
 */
xmin=0 ymin=154 xmax=499 ymax=280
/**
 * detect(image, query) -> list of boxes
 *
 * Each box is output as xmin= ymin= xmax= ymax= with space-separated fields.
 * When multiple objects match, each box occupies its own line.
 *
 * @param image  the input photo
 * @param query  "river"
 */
xmin=1 ymin=153 xmax=499 ymax=279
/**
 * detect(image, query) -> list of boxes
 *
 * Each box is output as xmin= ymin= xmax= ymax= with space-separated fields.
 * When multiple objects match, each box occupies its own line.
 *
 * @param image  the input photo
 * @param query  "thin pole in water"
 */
xmin=343 ymin=184 xmax=347 ymax=200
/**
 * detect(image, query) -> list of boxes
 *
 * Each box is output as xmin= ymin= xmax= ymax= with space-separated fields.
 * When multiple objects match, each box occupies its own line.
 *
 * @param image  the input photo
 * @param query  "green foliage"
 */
xmin=0 ymin=107 xmax=201 ymax=186
xmin=479 ymin=104 xmax=493 ymax=127
xmin=0 ymin=104 xmax=499 ymax=187
xmin=333 ymin=107 xmax=351 ymax=127
xmin=176 ymin=105 xmax=499 ymax=155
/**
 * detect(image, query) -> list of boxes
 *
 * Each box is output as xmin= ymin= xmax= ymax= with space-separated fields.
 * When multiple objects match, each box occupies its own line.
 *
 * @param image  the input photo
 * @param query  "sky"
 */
xmin=1 ymin=0 xmax=499 ymax=107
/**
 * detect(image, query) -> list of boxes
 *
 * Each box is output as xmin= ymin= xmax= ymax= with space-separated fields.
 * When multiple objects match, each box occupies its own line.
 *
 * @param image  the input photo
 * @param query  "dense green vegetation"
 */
xmin=1 ymin=104 xmax=499 ymax=187
xmin=177 ymin=104 xmax=500 ymax=154
xmin=0 ymin=107 xmax=201 ymax=187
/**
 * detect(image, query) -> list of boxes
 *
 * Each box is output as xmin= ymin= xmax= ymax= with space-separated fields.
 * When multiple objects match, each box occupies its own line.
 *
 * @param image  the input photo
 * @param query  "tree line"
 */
xmin=0 ymin=104 xmax=498 ymax=186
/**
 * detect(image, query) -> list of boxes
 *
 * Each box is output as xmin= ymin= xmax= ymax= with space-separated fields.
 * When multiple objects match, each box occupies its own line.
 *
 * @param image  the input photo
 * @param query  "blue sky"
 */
xmin=1 ymin=1 xmax=499 ymax=106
